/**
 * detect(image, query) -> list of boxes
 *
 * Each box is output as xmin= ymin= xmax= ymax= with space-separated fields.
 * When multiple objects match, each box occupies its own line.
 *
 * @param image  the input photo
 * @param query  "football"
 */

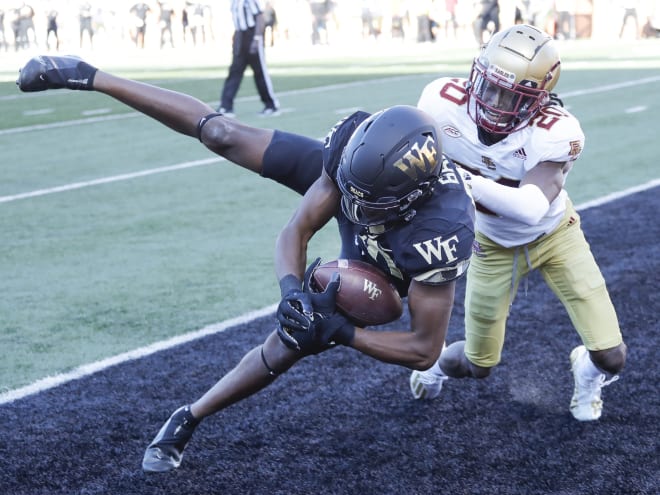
xmin=310 ymin=259 xmax=403 ymax=327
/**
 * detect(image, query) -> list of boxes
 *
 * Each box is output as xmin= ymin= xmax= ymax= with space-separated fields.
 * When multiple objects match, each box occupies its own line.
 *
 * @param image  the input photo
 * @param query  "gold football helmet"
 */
xmin=468 ymin=24 xmax=561 ymax=134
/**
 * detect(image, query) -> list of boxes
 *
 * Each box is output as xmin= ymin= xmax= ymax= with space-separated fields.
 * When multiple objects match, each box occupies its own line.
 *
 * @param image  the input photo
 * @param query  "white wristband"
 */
xmin=471 ymin=175 xmax=550 ymax=226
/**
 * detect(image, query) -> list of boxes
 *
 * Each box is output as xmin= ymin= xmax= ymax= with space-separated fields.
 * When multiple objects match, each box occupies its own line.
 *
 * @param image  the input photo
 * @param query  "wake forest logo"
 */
xmin=413 ymin=235 xmax=460 ymax=264
xmin=393 ymin=135 xmax=438 ymax=179
xmin=362 ymin=278 xmax=383 ymax=300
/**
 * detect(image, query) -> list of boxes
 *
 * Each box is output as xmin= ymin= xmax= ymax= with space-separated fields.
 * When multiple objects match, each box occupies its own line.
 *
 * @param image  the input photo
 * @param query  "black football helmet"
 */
xmin=336 ymin=105 xmax=442 ymax=227
xmin=467 ymin=24 xmax=561 ymax=135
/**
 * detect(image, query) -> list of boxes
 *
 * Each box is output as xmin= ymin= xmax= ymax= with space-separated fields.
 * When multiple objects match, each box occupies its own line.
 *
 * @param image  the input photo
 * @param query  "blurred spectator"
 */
xmin=10 ymin=8 xmax=20 ymax=51
xmin=15 ymin=2 xmax=36 ymax=50
xmin=181 ymin=4 xmax=189 ymax=43
xmin=187 ymin=2 xmax=207 ymax=45
xmin=619 ymin=1 xmax=639 ymax=38
xmin=264 ymin=1 xmax=277 ymax=47
xmin=361 ymin=1 xmax=383 ymax=40
xmin=515 ymin=0 xmax=538 ymax=25
xmin=130 ymin=2 xmax=152 ymax=48
xmin=309 ymin=0 xmax=332 ymax=45
xmin=444 ymin=0 xmax=459 ymax=38
xmin=0 ymin=9 xmax=8 ymax=51
xmin=46 ymin=9 xmax=59 ymax=51
xmin=415 ymin=0 xmax=434 ymax=42
xmin=79 ymin=2 xmax=94 ymax=49
xmin=474 ymin=0 xmax=500 ymax=45
xmin=158 ymin=1 xmax=175 ymax=48
xmin=641 ymin=15 xmax=660 ymax=38
xmin=554 ymin=0 xmax=574 ymax=39
xmin=390 ymin=1 xmax=408 ymax=40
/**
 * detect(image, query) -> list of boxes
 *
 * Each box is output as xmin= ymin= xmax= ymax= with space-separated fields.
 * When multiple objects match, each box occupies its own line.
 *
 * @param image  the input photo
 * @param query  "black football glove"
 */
xmin=17 ymin=55 xmax=98 ymax=92
xmin=276 ymin=288 xmax=314 ymax=350
xmin=307 ymin=270 xmax=355 ymax=347
xmin=302 ymin=257 xmax=322 ymax=293
xmin=276 ymin=261 xmax=318 ymax=351
xmin=317 ymin=312 xmax=355 ymax=347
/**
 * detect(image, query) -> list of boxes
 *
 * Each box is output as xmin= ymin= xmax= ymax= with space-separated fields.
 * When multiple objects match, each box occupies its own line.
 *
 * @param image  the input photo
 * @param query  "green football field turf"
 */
xmin=1 ymin=38 xmax=659 ymax=393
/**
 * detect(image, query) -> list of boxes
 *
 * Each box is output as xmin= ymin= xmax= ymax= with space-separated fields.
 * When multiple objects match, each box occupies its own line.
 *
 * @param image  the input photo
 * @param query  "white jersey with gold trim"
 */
xmin=418 ymin=77 xmax=585 ymax=247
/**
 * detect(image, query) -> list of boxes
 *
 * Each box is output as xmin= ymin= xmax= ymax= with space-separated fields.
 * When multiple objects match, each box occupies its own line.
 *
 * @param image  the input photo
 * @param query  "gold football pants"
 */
xmin=464 ymin=200 xmax=623 ymax=368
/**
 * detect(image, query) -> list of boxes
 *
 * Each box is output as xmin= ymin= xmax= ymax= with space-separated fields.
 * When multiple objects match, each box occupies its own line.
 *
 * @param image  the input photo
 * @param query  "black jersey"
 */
xmin=323 ymin=112 xmax=475 ymax=297
xmin=261 ymin=111 xmax=475 ymax=297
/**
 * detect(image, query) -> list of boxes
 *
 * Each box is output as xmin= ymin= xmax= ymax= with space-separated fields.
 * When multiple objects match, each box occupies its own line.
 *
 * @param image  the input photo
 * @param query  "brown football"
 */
xmin=310 ymin=259 xmax=403 ymax=327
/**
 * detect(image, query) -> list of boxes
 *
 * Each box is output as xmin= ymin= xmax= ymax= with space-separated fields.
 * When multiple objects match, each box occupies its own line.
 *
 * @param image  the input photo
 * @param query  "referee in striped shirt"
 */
xmin=218 ymin=0 xmax=279 ymax=117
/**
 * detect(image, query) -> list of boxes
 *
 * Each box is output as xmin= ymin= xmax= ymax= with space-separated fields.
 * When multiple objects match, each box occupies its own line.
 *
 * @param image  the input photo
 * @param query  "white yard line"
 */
xmin=0 ymin=304 xmax=277 ymax=405
xmin=0 ymin=157 xmax=222 ymax=203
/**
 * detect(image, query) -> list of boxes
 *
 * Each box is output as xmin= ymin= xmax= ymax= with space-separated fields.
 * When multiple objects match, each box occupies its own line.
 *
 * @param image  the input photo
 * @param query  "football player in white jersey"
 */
xmin=410 ymin=24 xmax=627 ymax=421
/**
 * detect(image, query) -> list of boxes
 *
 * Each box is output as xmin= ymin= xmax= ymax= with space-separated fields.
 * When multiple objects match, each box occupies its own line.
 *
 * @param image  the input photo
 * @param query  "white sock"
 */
xmin=578 ymin=349 xmax=603 ymax=380
xmin=426 ymin=360 xmax=443 ymax=374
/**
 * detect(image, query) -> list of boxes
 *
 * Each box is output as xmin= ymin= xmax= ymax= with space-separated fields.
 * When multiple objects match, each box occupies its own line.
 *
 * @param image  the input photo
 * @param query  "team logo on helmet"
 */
xmin=393 ymin=135 xmax=438 ymax=180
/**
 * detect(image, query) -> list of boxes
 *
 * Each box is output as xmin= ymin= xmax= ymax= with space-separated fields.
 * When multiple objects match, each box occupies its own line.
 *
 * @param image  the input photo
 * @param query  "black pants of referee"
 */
xmin=219 ymin=27 xmax=278 ymax=113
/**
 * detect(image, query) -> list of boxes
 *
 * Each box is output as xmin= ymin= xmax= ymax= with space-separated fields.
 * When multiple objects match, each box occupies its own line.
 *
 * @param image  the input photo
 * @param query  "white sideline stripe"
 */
xmin=574 ymin=178 xmax=660 ymax=210
xmin=0 ymin=74 xmax=420 ymax=136
xmin=0 ymin=304 xmax=277 ymax=405
xmin=1 ymin=179 xmax=658 ymax=406
xmin=560 ymin=75 xmax=660 ymax=98
xmin=0 ymin=112 xmax=141 ymax=136
xmin=0 ymin=157 xmax=223 ymax=203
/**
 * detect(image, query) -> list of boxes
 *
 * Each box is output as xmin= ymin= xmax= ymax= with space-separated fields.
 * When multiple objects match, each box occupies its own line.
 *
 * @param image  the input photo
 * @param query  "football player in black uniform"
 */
xmin=17 ymin=56 xmax=475 ymax=473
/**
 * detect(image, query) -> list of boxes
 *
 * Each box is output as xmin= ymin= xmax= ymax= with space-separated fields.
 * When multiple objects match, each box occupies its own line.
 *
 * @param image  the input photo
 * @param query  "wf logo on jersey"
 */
xmin=393 ymin=135 xmax=437 ymax=180
xmin=363 ymin=278 xmax=383 ymax=300
xmin=413 ymin=235 xmax=460 ymax=264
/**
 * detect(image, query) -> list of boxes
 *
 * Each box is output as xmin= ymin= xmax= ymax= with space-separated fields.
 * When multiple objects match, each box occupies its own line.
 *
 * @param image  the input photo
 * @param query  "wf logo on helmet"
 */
xmin=393 ymin=135 xmax=437 ymax=179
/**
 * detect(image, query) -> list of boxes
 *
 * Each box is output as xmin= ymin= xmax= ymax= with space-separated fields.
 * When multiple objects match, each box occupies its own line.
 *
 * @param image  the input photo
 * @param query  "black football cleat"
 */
xmin=142 ymin=405 xmax=200 ymax=473
xmin=17 ymin=55 xmax=98 ymax=92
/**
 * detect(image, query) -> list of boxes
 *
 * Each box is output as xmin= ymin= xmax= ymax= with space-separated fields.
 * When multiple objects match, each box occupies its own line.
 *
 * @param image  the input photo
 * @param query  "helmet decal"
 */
xmin=485 ymin=64 xmax=516 ymax=87
xmin=393 ymin=134 xmax=438 ymax=180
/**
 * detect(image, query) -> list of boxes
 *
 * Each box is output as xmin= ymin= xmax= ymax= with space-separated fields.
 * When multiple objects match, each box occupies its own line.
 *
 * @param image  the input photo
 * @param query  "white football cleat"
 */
xmin=410 ymin=361 xmax=448 ymax=400
xmin=569 ymin=345 xmax=619 ymax=421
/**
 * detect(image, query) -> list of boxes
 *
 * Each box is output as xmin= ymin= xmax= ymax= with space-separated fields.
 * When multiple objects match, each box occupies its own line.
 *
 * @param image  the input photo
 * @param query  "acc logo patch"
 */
xmin=442 ymin=125 xmax=462 ymax=138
